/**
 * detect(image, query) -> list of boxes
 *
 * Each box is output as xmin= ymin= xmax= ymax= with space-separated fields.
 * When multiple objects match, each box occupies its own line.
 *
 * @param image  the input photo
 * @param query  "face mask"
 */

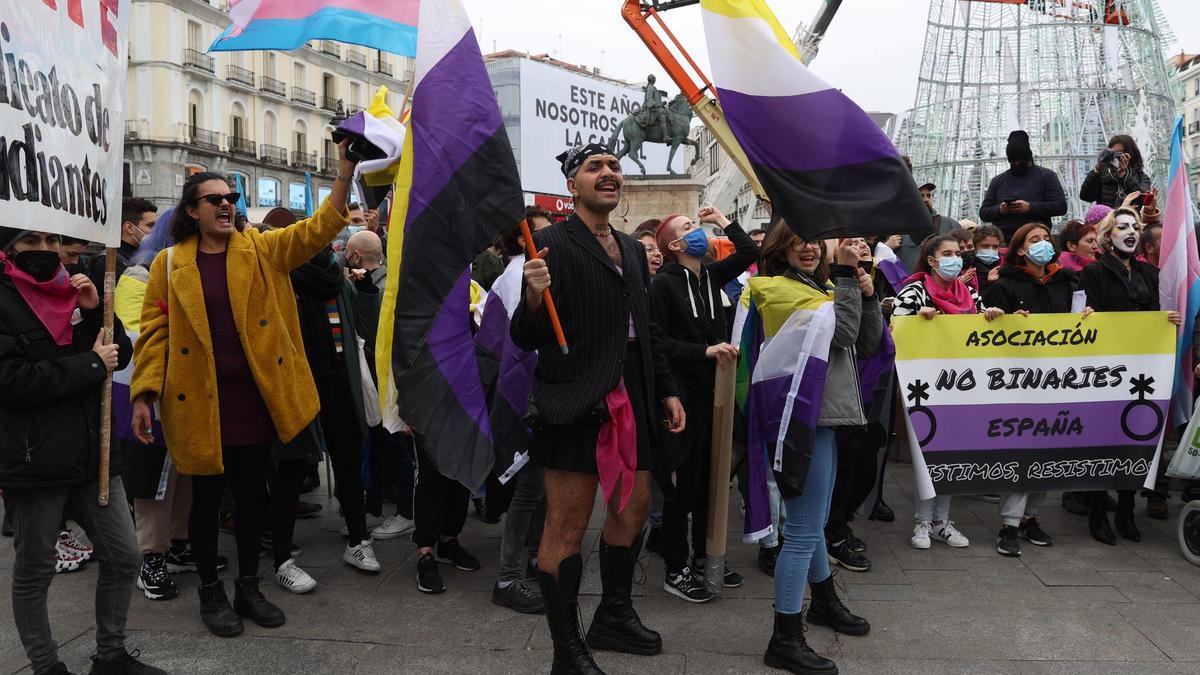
xmin=675 ymin=228 xmax=709 ymax=258
xmin=935 ymin=255 xmax=963 ymax=280
xmin=64 ymin=262 xmax=85 ymax=276
xmin=975 ymin=248 xmax=1000 ymax=264
xmin=13 ymin=250 xmax=63 ymax=282
xmin=1025 ymin=240 xmax=1056 ymax=266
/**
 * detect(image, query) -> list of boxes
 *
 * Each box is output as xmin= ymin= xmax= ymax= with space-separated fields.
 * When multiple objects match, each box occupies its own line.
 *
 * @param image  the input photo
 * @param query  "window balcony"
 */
xmin=186 ymin=126 xmax=221 ymax=152
xmin=259 ymin=76 xmax=286 ymax=98
xmin=376 ymin=60 xmax=394 ymax=77
xmin=290 ymin=86 xmax=316 ymax=107
xmin=229 ymin=137 xmax=256 ymax=158
xmin=320 ymin=95 xmax=342 ymax=113
xmin=183 ymin=49 xmax=215 ymax=73
xmin=321 ymin=41 xmax=341 ymax=59
xmin=1190 ymin=121 xmax=1200 ymax=135
xmin=321 ymin=156 xmax=340 ymax=174
xmin=125 ymin=119 xmax=148 ymax=141
xmin=226 ymin=65 xmax=256 ymax=87
xmin=346 ymin=49 xmax=367 ymax=68
xmin=292 ymin=150 xmax=318 ymax=170
xmin=260 ymin=144 xmax=288 ymax=165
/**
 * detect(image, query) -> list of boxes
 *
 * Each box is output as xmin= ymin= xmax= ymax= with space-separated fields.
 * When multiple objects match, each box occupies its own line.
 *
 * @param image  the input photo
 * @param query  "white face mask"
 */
xmin=1110 ymin=215 xmax=1139 ymax=255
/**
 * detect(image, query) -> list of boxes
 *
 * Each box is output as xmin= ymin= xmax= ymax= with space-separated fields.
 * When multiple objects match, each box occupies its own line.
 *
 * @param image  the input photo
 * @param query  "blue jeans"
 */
xmin=775 ymin=427 xmax=837 ymax=615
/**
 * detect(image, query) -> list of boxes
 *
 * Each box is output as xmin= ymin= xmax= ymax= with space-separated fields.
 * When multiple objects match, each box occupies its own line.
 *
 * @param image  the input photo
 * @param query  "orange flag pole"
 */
xmin=517 ymin=218 xmax=568 ymax=355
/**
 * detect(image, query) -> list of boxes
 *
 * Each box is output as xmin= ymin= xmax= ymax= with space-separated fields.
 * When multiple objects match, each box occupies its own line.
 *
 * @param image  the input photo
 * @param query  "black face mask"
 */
xmin=13 ymin=250 xmax=63 ymax=282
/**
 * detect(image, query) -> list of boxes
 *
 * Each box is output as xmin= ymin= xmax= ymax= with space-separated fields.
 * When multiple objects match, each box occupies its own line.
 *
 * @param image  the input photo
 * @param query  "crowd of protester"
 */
xmin=1 ymin=129 xmax=1198 ymax=675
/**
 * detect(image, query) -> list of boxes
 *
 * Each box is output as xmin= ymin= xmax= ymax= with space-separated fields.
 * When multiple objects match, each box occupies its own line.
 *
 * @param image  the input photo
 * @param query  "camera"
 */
xmin=1098 ymin=148 xmax=1119 ymax=169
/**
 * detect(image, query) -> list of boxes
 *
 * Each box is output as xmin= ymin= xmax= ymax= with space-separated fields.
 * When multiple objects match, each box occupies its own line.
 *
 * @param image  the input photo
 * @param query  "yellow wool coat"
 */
xmin=130 ymin=200 xmax=348 ymax=475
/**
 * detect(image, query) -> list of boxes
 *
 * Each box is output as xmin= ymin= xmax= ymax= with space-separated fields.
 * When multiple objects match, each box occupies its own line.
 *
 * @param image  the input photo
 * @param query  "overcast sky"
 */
xmin=463 ymin=0 xmax=1200 ymax=114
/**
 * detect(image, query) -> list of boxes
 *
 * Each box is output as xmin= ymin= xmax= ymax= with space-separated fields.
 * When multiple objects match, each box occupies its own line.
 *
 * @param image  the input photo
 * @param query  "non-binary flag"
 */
xmin=210 ymin=0 xmax=419 ymax=56
xmin=375 ymin=0 xmax=526 ymax=489
xmin=699 ymin=0 xmax=931 ymax=241
xmin=1158 ymin=116 xmax=1200 ymax=426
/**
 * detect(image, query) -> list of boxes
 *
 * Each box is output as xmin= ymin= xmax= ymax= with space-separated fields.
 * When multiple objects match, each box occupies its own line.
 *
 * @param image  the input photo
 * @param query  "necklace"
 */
xmin=592 ymin=226 xmax=612 ymax=238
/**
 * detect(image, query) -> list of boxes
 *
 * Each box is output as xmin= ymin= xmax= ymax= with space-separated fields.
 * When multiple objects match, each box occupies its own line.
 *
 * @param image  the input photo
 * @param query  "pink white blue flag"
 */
xmin=1158 ymin=117 xmax=1200 ymax=425
xmin=210 ymin=0 xmax=419 ymax=55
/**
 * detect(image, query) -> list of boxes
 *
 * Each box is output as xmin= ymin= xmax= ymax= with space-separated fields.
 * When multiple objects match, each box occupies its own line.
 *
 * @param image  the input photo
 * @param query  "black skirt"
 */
xmin=530 ymin=342 xmax=653 ymax=475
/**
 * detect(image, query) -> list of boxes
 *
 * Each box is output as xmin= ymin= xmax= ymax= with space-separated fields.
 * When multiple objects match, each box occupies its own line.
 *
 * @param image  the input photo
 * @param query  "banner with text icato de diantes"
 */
xmin=0 ymin=0 xmax=130 ymax=246
xmin=893 ymin=312 xmax=1176 ymax=498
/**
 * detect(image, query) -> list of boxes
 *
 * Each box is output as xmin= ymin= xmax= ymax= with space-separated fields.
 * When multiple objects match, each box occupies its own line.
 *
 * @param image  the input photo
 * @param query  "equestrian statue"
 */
xmin=607 ymin=74 xmax=700 ymax=176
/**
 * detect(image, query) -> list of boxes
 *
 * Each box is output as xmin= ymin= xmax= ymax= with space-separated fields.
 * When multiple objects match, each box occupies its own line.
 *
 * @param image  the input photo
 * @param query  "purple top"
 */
xmin=197 ymin=251 xmax=275 ymax=446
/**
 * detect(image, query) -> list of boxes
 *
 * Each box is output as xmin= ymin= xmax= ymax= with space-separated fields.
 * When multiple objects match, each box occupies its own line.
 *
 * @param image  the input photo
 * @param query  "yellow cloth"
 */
xmin=130 ymin=199 xmax=349 ymax=475
xmin=747 ymin=274 xmax=832 ymax=338
xmin=114 ymin=274 xmax=147 ymax=333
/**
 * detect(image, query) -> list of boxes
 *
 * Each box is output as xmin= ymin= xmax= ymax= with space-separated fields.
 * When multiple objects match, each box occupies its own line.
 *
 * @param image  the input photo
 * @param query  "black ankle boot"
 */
xmin=807 ymin=572 xmax=870 ymax=636
xmin=586 ymin=535 xmax=662 ymax=656
xmin=1114 ymin=510 xmax=1141 ymax=542
xmin=764 ymin=610 xmax=837 ymax=674
xmin=1089 ymin=509 xmax=1116 ymax=545
xmin=198 ymin=581 xmax=243 ymax=637
xmin=538 ymin=555 xmax=604 ymax=675
xmin=233 ymin=576 xmax=285 ymax=627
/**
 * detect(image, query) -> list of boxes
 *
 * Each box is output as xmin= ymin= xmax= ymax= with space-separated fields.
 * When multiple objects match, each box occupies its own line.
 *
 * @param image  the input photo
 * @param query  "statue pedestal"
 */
xmin=618 ymin=175 xmax=705 ymax=234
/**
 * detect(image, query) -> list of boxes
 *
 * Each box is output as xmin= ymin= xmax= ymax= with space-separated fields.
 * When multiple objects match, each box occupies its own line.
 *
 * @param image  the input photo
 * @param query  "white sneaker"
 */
xmin=931 ymin=521 xmax=970 ymax=548
xmin=343 ymin=539 xmax=382 ymax=573
xmin=275 ymin=558 xmax=317 ymax=594
xmin=371 ymin=514 xmax=415 ymax=540
xmin=911 ymin=521 xmax=932 ymax=549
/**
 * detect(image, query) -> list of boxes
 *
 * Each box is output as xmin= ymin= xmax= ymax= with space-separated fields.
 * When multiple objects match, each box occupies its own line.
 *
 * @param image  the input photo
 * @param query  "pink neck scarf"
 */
xmin=597 ymin=380 xmax=638 ymax=512
xmin=0 ymin=251 xmax=78 ymax=345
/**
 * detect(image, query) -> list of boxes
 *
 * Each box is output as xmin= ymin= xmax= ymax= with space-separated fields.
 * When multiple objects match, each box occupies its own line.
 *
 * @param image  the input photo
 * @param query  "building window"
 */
xmin=257 ymin=177 xmax=280 ymax=207
xmin=289 ymin=182 xmax=307 ymax=212
xmin=293 ymin=63 xmax=305 ymax=88
xmin=294 ymin=130 xmax=306 ymax=154
xmin=264 ymin=52 xmax=276 ymax=79
xmin=318 ymin=186 xmax=332 ymax=204
xmin=350 ymin=82 xmax=362 ymax=107
xmin=229 ymin=171 xmax=250 ymax=202
xmin=187 ymin=21 xmax=201 ymax=52
xmin=707 ymin=143 xmax=719 ymax=175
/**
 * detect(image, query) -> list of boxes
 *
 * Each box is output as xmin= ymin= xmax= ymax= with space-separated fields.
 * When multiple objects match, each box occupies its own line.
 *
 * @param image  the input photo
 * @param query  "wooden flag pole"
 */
xmin=703 ymin=359 xmax=737 ymax=594
xmin=517 ymin=218 xmax=569 ymax=355
xmin=98 ymin=248 xmax=117 ymax=506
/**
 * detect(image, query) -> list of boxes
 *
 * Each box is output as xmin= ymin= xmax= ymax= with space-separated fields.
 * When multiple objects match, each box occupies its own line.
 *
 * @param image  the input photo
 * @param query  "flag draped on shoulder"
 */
xmin=211 ymin=0 xmax=419 ymax=55
xmin=698 ymin=0 xmax=931 ymax=241
xmin=1158 ymin=117 xmax=1200 ymax=426
xmin=375 ymin=0 xmax=526 ymax=490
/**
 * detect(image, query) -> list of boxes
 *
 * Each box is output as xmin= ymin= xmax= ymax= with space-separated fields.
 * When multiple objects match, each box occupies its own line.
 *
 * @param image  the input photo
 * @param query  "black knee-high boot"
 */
xmin=538 ymin=555 xmax=603 ymax=675
xmin=586 ymin=534 xmax=662 ymax=655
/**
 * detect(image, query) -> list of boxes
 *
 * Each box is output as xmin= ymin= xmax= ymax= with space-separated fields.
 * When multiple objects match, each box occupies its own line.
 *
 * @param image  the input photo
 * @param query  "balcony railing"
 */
xmin=259 ymin=75 xmax=286 ymax=97
xmin=225 ymin=65 xmax=256 ymax=87
xmin=321 ymin=41 xmax=341 ymax=59
xmin=229 ymin=136 xmax=256 ymax=158
xmin=183 ymin=49 xmax=214 ymax=73
xmin=125 ymin=119 xmax=148 ymax=140
xmin=346 ymin=49 xmax=367 ymax=68
xmin=375 ymin=60 xmax=394 ymax=77
xmin=1190 ymin=121 xmax=1200 ymax=135
xmin=186 ymin=126 xmax=221 ymax=152
xmin=290 ymin=86 xmax=316 ymax=106
xmin=260 ymin=144 xmax=288 ymax=165
xmin=320 ymin=95 xmax=341 ymax=113
xmin=292 ymin=150 xmax=318 ymax=170
xmin=321 ymin=156 xmax=340 ymax=174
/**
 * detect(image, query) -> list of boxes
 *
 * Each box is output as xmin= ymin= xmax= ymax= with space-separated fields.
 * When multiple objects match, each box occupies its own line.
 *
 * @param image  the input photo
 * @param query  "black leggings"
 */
xmin=317 ymin=375 xmax=368 ymax=544
xmin=412 ymin=435 xmax=470 ymax=549
xmin=662 ymin=401 xmax=713 ymax=574
xmin=189 ymin=443 xmax=272 ymax=585
xmin=268 ymin=459 xmax=309 ymax=570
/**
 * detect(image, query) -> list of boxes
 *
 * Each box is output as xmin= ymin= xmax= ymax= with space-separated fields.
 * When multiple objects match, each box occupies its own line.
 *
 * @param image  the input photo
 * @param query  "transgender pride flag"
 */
xmin=211 ymin=0 xmax=419 ymax=55
xmin=699 ymin=0 xmax=931 ymax=241
xmin=1158 ymin=116 xmax=1200 ymax=426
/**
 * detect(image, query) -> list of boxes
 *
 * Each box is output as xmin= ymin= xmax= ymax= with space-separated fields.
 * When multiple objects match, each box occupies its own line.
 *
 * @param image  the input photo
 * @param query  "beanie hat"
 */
xmin=1006 ymin=130 xmax=1033 ymax=162
xmin=0 ymin=227 xmax=33 ymax=253
xmin=1084 ymin=204 xmax=1112 ymax=226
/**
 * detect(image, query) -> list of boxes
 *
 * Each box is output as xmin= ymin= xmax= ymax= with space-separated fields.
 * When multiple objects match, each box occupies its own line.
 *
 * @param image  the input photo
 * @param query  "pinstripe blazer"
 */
xmin=511 ymin=214 xmax=678 ymax=430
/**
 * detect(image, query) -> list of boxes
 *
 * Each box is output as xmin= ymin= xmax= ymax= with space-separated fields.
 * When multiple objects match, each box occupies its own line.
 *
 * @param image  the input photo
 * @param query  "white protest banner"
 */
xmin=518 ymin=58 xmax=686 ymax=196
xmin=893 ymin=312 xmax=1176 ymax=498
xmin=0 ymin=0 xmax=130 ymax=246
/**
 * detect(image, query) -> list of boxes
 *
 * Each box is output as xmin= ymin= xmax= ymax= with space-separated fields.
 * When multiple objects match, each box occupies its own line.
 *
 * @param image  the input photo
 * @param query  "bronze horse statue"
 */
xmin=606 ymin=94 xmax=700 ymax=175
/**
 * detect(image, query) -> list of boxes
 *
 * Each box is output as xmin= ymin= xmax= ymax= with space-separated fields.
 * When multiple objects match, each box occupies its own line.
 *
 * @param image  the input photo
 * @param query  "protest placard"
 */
xmin=0 ymin=0 xmax=130 ymax=246
xmin=893 ymin=312 xmax=1175 ymax=498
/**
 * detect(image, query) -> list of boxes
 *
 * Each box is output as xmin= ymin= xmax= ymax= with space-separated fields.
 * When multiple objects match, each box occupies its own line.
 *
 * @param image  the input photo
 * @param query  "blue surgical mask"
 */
xmin=975 ymin=249 xmax=1000 ymax=264
xmin=935 ymin=255 xmax=963 ymax=280
xmin=676 ymin=228 xmax=709 ymax=258
xmin=1025 ymin=240 xmax=1056 ymax=266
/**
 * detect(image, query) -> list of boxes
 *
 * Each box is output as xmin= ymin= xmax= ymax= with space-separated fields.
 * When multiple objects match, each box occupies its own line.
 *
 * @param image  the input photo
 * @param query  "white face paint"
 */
xmin=1111 ymin=214 xmax=1139 ymax=254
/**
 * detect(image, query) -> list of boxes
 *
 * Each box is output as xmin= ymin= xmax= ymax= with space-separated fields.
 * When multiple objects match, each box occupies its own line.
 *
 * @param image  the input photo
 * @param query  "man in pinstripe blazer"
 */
xmin=513 ymin=144 xmax=686 ymax=674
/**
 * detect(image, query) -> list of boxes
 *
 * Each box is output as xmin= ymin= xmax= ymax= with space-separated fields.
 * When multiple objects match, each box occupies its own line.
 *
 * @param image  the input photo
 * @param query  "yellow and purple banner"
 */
xmin=894 ymin=312 xmax=1176 ymax=497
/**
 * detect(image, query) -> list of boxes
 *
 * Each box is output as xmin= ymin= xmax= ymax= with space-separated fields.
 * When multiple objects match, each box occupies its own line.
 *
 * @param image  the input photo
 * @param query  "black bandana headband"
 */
xmin=557 ymin=143 xmax=611 ymax=178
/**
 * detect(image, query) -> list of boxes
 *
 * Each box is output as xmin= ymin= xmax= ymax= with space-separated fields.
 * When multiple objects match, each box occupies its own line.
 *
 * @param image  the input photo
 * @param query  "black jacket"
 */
xmin=650 ymin=221 xmax=758 ymax=396
xmin=979 ymin=165 xmax=1068 ymax=238
xmin=1079 ymin=167 xmax=1152 ymax=209
xmin=1078 ymin=252 xmax=1160 ymax=312
xmin=86 ymin=240 xmax=138 ymax=291
xmin=512 ymin=214 xmax=678 ymax=429
xmin=0 ymin=273 xmax=132 ymax=488
xmin=961 ymin=250 xmax=1002 ymax=296
xmin=983 ymin=265 xmax=1078 ymax=314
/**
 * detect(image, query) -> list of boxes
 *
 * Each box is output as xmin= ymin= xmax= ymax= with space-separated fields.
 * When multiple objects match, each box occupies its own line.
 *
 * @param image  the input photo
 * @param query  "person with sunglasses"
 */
xmin=130 ymin=141 xmax=359 ymax=637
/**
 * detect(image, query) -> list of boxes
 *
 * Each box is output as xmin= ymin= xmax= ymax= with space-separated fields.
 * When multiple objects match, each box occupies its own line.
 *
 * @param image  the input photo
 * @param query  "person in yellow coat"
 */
xmin=130 ymin=141 xmax=358 ymax=637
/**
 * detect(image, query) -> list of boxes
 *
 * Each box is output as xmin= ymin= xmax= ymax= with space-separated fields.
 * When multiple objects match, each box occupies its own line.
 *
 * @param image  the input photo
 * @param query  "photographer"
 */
xmin=1079 ymin=135 xmax=1153 ymax=209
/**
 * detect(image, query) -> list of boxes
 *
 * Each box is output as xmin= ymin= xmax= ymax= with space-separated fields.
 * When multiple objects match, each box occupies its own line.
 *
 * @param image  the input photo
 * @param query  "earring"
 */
xmin=618 ymin=194 xmax=630 ymax=220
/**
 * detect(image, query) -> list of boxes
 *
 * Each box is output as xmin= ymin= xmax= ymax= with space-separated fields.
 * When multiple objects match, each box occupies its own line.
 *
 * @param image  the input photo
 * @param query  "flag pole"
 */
xmin=518 ymin=218 xmax=569 ymax=355
xmin=703 ymin=359 xmax=736 ymax=593
xmin=98 ymin=248 xmax=117 ymax=506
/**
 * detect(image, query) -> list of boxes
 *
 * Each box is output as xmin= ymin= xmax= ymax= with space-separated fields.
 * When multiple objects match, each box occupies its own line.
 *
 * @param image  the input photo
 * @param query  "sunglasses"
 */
xmin=197 ymin=193 xmax=241 ymax=207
